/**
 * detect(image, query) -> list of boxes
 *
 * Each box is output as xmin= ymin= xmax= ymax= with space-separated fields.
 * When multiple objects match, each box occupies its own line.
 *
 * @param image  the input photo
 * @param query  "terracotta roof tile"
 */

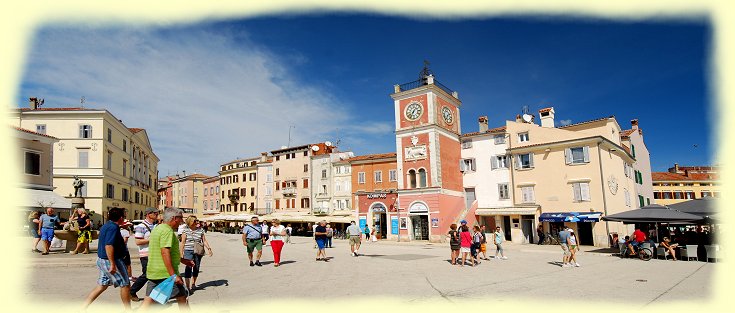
xmin=558 ymin=116 xmax=614 ymax=129
xmin=128 ymin=128 xmax=144 ymax=133
xmin=539 ymin=107 xmax=553 ymax=113
xmin=19 ymin=107 xmax=103 ymax=112
xmin=12 ymin=126 xmax=59 ymax=139
xmin=461 ymin=126 xmax=506 ymax=138
xmin=347 ymin=152 xmax=397 ymax=162
xmin=652 ymin=172 xmax=719 ymax=181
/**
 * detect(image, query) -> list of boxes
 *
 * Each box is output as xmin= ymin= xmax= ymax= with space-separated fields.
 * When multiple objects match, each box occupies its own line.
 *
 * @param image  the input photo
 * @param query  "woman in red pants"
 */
xmin=269 ymin=219 xmax=287 ymax=267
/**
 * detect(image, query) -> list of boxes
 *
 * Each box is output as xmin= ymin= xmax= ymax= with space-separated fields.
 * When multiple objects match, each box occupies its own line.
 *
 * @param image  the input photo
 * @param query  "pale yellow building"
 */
xmin=652 ymin=164 xmax=720 ymax=205
xmin=505 ymin=108 xmax=650 ymax=247
xmin=12 ymin=100 xmax=159 ymax=221
xmin=218 ymin=157 xmax=259 ymax=215
xmin=171 ymin=173 xmax=210 ymax=216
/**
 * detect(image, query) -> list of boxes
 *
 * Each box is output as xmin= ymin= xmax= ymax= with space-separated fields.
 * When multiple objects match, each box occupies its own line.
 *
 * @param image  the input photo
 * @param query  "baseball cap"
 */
xmin=460 ymin=220 xmax=467 ymax=224
xmin=569 ymin=229 xmax=574 ymax=232
xmin=144 ymin=207 xmax=158 ymax=215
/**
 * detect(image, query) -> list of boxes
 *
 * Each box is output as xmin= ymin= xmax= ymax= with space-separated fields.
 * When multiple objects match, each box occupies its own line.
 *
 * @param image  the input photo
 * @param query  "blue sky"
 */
xmin=18 ymin=14 xmax=711 ymax=176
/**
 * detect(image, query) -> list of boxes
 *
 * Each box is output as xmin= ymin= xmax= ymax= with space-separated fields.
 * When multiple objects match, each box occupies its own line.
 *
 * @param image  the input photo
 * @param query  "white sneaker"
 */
xmin=501 ymin=256 xmax=508 ymax=260
xmin=574 ymin=262 xmax=581 ymax=267
xmin=562 ymin=263 xmax=571 ymax=268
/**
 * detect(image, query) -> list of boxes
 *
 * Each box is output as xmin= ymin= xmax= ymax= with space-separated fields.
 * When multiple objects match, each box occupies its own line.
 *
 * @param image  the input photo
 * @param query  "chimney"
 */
xmin=515 ymin=114 xmax=522 ymax=123
xmin=673 ymin=163 xmax=679 ymax=173
xmin=260 ymin=152 xmax=268 ymax=162
xmin=29 ymin=97 xmax=38 ymax=110
xmin=631 ymin=119 xmax=639 ymax=130
xmin=539 ymin=107 xmax=555 ymax=128
xmin=478 ymin=116 xmax=489 ymax=132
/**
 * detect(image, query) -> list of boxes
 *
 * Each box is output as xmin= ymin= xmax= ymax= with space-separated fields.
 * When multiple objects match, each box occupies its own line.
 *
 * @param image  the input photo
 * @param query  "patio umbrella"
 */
xmin=601 ymin=204 xmax=704 ymax=223
xmin=666 ymin=197 xmax=717 ymax=217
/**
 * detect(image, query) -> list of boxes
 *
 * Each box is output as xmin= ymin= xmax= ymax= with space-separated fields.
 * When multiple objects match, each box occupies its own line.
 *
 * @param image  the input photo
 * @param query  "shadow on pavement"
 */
xmin=196 ymin=279 xmax=229 ymax=290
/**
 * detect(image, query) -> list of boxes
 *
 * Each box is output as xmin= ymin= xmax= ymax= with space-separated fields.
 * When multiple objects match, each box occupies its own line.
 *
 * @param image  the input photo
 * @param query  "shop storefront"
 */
xmin=539 ymin=212 xmax=603 ymax=246
xmin=356 ymin=191 xmax=398 ymax=240
xmin=475 ymin=207 xmax=539 ymax=244
xmin=407 ymin=201 xmax=429 ymax=241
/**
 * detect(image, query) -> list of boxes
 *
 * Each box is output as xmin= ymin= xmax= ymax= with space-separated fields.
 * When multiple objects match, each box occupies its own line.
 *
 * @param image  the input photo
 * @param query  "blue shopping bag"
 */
xmin=150 ymin=275 xmax=176 ymax=304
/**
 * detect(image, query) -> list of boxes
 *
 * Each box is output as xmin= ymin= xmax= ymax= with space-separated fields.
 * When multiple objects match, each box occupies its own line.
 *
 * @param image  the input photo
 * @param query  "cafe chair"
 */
xmin=684 ymin=245 xmax=699 ymax=261
xmin=656 ymin=247 xmax=671 ymax=260
xmin=705 ymin=245 xmax=718 ymax=263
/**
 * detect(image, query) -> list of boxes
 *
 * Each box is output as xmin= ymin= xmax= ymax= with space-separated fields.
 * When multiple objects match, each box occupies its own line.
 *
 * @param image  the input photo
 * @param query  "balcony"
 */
xmin=255 ymin=207 xmax=273 ymax=215
xmin=282 ymin=187 xmax=297 ymax=197
xmin=312 ymin=207 xmax=330 ymax=216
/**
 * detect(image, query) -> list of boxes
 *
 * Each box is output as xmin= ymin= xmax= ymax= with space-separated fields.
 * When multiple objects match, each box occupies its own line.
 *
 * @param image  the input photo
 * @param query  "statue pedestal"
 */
xmin=71 ymin=197 xmax=85 ymax=209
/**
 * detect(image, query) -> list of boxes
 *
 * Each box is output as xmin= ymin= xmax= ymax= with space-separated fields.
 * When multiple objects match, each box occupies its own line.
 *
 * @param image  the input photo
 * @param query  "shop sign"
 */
xmin=409 ymin=202 xmax=428 ymax=213
xmin=391 ymin=216 xmax=399 ymax=235
xmin=367 ymin=193 xmax=387 ymax=199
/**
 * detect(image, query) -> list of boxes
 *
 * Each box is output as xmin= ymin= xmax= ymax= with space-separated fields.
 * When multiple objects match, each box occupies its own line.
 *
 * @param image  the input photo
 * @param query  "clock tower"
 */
xmin=391 ymin=64 xmax=465 ymax=242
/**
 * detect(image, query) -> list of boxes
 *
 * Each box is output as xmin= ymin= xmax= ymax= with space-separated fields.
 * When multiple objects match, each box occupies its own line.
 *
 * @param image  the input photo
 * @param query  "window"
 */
xmin=494 ymin=134 xmax=505 ymax=145
xmin=24 ymin=151 xmax=40 ymax=175
xmin=647 ymin=198 xmax=651 ymax=205
xmin=285 ymin=154 xmax=290 ymax=160
xmin=322 ymin=169 xmax=327 ymax=179
xmin=632 ymin=144 xmax=636 ymax=158
xmin=521 ymin=186 xmax=535 ymax=203
xmin=461 ymin=139 xmax=472 ymax=149
xmin=266 ymin=174 xmax=272 ymax=182
xmin=233 ymin=175 xmax=238 ymax=183
xmin=624 ymin=189 xmax=631 ymax=207
xmin=36 ymin=124 xmax=46 ymax=134
xmin=122 ymin=140 xmax=126 ymax=152
xmin=78 ymin=149 xmax=89 ymax=168
xmin=685 ymin=191 xmax=695 ymax=199
xmin=79 ymin=125 xmax=93 ymax=138
xmin=243 ymin=174 xmax=247 ymax=182
xmin=358 ymin=172 xmax=366 ymax=184
xmin=498 ymin=183 xmax=509 ymax=200
xmin=408 ymin=169 xmax=417 ymax=188
xmin=275 ymin=181 xmax=280 ymax=190
xmin=304 ymin=164 xmax=309 ymax=172
xmin=304 ymin=151 xmax=308 ymax=157
xmin=275 ymin=156 xmax=280 ymax=161
xmin=344 ymin=181 xmax=351 ymax=192
xmin=303 ymin=178 xmax=308 ymax=188
xmin=122 ymin=160 xmax=127 ymax=177
xmin=565 ymin=146 xmax=589 ymax=164
xmin=251 ymin=187 xmax=255 ymax=196
xmin=106 ymin=184 xmax=115 ymax=199
xmin=518 ymin=132 xmax=529 ymax=143
xmin=418 ymin=169 xmax=427 ymax=187
xmin=204 ymin=187 xmax=208 ymax=196
xmin=291 ymin=153 xmax=296 ymax=159
xmin=122 ymin=188 xmax=129 ymax=202
xmin=674 ymin=191 xmax=683 ymax=199
xmin=275 ymin=168 xmax=279 ymax=176
xmin=638 ymin=195 xmax=645 ymax=207
xmin=572 ymin=182 xmax=591 ymax=202
xmin=320 ymin=185 xmax=327 ymax=194
xmin=250 ymin=173 xmax=256 ymax=181
xmin=335 ymin=181 xmax=342 ymax=192
xmin=107 ymin=128 xmax=112 ymax=143
xmin=460 ymin=158 xmax=476 ymax=172
xmin=389 ymin=169 xmax=397 ymax=182
xmin=491 ymin=155 xmax=509 ymax=169
xmin=516 ymin=153 xmax=534 ymax=169
xmin=266 ymin=186 xmax=273 ymax=196
xmin=374 ymin=171 xmax=382 ymax=183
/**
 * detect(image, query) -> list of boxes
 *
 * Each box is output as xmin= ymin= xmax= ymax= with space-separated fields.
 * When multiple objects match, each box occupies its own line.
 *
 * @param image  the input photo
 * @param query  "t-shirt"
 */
xmin=315 ymin=225 xmax=327 ymax=240
xmin=494 ymin=231 xmax=504 ymax=244
xmin=147 ymin=223 xmax=180 ymax=280
xmin=346 ymin=224 xmax=362 ymax=236
xmin=261 ymin=224 xmax=269 ymax=235
xmin=569 ymin=234 xmax=577 ymax=245
xmin=177 ymin=224 xmax=187 ymax=235
xmin=243 ymin=223 xmax=262 ymax=240
xmin=448 ymin=230 xmax=459 ymax=245
xmin=633 ymin=230 xmax=646 ymax=243
xmin=326 ymin=228 xmax=333 ymax=237
xmin=97 ymin=221 xmax=127 ymax=260
xmin=120 ymin=229 xmax=130 ymax=242
xmin=133 ymin=220 xmax=156 ymax=257
xmin=270 ymin=225 xmax=286 ymax=241
xmin=182 ymin=227 xmax=204 ymax=251
xmin=40 ymin=214 xmax=60 ymax=229
xmin=460 ymin=231 xmax=472 ymax=248
xmin=558 ymin=230 xmax=570 ymax=245
xmin=363 ymin=226 xmax=370 ymax=234
xmin=77 ymin=215 xmax=91 ymax=230
xmin=473 ymin=232 xmax=483 ymax=244
xmin=286 ymin=226 xmax=292 ymax=235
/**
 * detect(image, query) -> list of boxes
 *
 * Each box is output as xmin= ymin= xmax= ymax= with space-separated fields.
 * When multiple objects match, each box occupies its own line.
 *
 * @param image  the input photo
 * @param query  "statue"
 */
xmin=73 ymin=176 xmax=85 ymax=197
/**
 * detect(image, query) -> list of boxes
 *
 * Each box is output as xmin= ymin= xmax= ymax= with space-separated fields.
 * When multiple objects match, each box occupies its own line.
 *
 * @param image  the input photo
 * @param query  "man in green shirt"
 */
xmin=140 ymin=208 xmax=194 ymax=310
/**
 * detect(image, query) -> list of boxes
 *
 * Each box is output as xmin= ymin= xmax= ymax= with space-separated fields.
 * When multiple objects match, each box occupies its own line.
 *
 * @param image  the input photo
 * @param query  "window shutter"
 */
xmin=491 ymin=156 xmax=497 ymax=170
xmin=471 ymin=159 xmax=476 ymax=171
xmin=581 ymin=183 xmax=590 ymax=201
xmin=583 ymin=146 xmax=590 ymax=163
xmin=565 ymin=148 xmax=572 ymax=165
xmin=459 ymin=160 xmax=466 ymax=172
xmin=573 ymin=183 xmax=581 ymax=201
xmin=529 ymin=187 xmax=535 ymax=202
xmin=515 ymin=155 xmax=521 ymax=168
xmin=79 ymin=126 xmax=83 ymax=138
xmin=528 ymin=154 xmax=534 ymax=168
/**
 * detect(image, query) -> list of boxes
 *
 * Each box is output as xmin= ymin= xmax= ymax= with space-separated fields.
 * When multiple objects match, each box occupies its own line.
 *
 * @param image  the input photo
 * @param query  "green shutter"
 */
xmin=639 ymin=195 xmax=645 ymax=207
xmin=632 ymin=145 xmax=636 ymax=158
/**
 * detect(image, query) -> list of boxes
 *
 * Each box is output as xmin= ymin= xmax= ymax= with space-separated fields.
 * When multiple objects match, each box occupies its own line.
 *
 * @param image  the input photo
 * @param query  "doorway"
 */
xmin=521 ymin=216 xmax=534 ymax=244
xmin=374 ymin=213 xmax=387 ymax=239
xmin=465 ymin=188 xmax=476 ymax=209
xmin=503 ymin=216 xmax=512 ymax=241
xmin=578 ymin=222 xmax=594 ymax=245
xmin=410 ymin=215 xmax=429 ymax=240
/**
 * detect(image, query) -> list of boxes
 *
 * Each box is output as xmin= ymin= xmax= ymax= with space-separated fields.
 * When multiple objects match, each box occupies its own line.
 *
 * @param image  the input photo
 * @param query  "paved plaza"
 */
xmin=24 ymin=233 xmax=715 ymax=309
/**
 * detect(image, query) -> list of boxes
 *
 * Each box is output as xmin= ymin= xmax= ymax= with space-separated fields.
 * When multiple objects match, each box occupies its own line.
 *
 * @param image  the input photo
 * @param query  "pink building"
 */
xmin=202 ymin=176 xmax=220 ymax=215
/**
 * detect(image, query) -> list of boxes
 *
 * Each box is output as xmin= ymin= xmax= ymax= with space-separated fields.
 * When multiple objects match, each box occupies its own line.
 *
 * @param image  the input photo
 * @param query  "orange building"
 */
xmin=348 ymin=153 xmax=398 ymax=239
xmin=391 ymin=67 xmax=467 ymax=242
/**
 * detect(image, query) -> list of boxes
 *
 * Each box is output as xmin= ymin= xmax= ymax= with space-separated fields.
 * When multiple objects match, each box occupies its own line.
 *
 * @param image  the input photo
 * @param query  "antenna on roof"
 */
xmin=80 ymin=96 xmax=85 ymax=108
xmin=522 ymin=105 xmax=529 ymax=115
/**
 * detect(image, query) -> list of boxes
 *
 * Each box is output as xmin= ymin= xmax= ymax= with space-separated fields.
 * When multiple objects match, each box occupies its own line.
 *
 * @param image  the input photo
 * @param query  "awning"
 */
xmin=476 ymin=207 xmax=538 ymax=216
xmin=539 ymin=212 xmax=602 ymax=223
xmin=19 ymin=188 xmax=72 ymax=209
xmin=601 ymin=204 xmax=703 ymax=224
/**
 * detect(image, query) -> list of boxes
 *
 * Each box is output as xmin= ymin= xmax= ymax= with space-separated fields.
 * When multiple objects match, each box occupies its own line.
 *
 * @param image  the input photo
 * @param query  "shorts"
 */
xmin=480 ymin=243 xmax=487 ymax=253
xmin=146 ymin=278 xmax=188 ymax=299
xmin=316 ymin=238 xmax=326 ymax=250
xmin=349 ymin=236 xmax=361 ymax=245
xmin=460 ymin=247 xmax=470 ymax=253
xmin=41 ymin=228 xmax=55 ymax=241
xmin=495 ymin=243 xmax=504 ymax=253
xmin=29 ymin=228 xmax=41 ymax=239
xmin=560 ymin=243 xmax=571 ymax=256
xmin=246 ymin=238 xmax=263 ymax=253
xmin=77 ymin=230 xmax=91 ymax=243
xmin=96 ymin=258 xmax=130 ymax=287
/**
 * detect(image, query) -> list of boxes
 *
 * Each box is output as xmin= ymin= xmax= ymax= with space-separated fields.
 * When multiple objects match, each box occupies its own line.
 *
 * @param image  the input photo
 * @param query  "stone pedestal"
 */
xmin=71 ymin=197 xmax=85 ymax=209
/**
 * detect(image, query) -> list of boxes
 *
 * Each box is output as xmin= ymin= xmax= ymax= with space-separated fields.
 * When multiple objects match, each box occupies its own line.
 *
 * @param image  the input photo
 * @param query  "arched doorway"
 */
xmin=370 ymin=202 xmax=387 ymax=239
xmin=408 ymin=202 xmax=429 ymax=240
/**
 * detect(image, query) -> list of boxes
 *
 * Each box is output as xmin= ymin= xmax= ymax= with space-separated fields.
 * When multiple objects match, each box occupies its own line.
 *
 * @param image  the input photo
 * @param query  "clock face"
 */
xmin=441 ymin=106 xmax=454 ymax=125
xmin=404 ymin=102 xmax=423 ymax=121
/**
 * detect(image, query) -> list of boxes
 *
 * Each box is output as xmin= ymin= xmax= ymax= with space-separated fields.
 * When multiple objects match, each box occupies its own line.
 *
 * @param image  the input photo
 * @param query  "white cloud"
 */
xmin=20 ymin=27 xmax=378 ymax=175
xmin=559 ymin=119 xmax=572 ymax=126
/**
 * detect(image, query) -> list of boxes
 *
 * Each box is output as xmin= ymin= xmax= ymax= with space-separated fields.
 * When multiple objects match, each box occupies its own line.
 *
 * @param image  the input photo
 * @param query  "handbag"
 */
xmin=194 ymin=240 xmax=205 ymax=256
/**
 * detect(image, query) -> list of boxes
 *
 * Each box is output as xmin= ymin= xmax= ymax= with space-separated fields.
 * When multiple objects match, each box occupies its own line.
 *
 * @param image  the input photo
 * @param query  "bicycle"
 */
xmin=542 ymin=233 xmax=560 ymax=245
xmin=621 ymin=243 xmax=653 ymax=261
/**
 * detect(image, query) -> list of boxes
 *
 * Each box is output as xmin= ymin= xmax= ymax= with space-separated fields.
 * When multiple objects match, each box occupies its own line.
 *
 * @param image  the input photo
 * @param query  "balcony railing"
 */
xmin=282 ymin=187 xmax=297 ymax=196
xmin=312 ymin=207 xmax=330 ymax=215
xmin=396 ymin=77 xmax=456 ymax=98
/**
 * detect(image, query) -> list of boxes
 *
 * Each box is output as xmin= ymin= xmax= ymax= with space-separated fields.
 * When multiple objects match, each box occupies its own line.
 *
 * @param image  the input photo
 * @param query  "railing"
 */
xmin=312 ymin=207 xmax=330 ymax=215
xmin=396 ymin=77 xmax=456 ymax=99
xmin=434 ymin=79 xmax=455 ymax=97
xmin=282 ymin=187 xmax=297 ymax=196
xmin=255 ymin=207 xmax=272 ymax=215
